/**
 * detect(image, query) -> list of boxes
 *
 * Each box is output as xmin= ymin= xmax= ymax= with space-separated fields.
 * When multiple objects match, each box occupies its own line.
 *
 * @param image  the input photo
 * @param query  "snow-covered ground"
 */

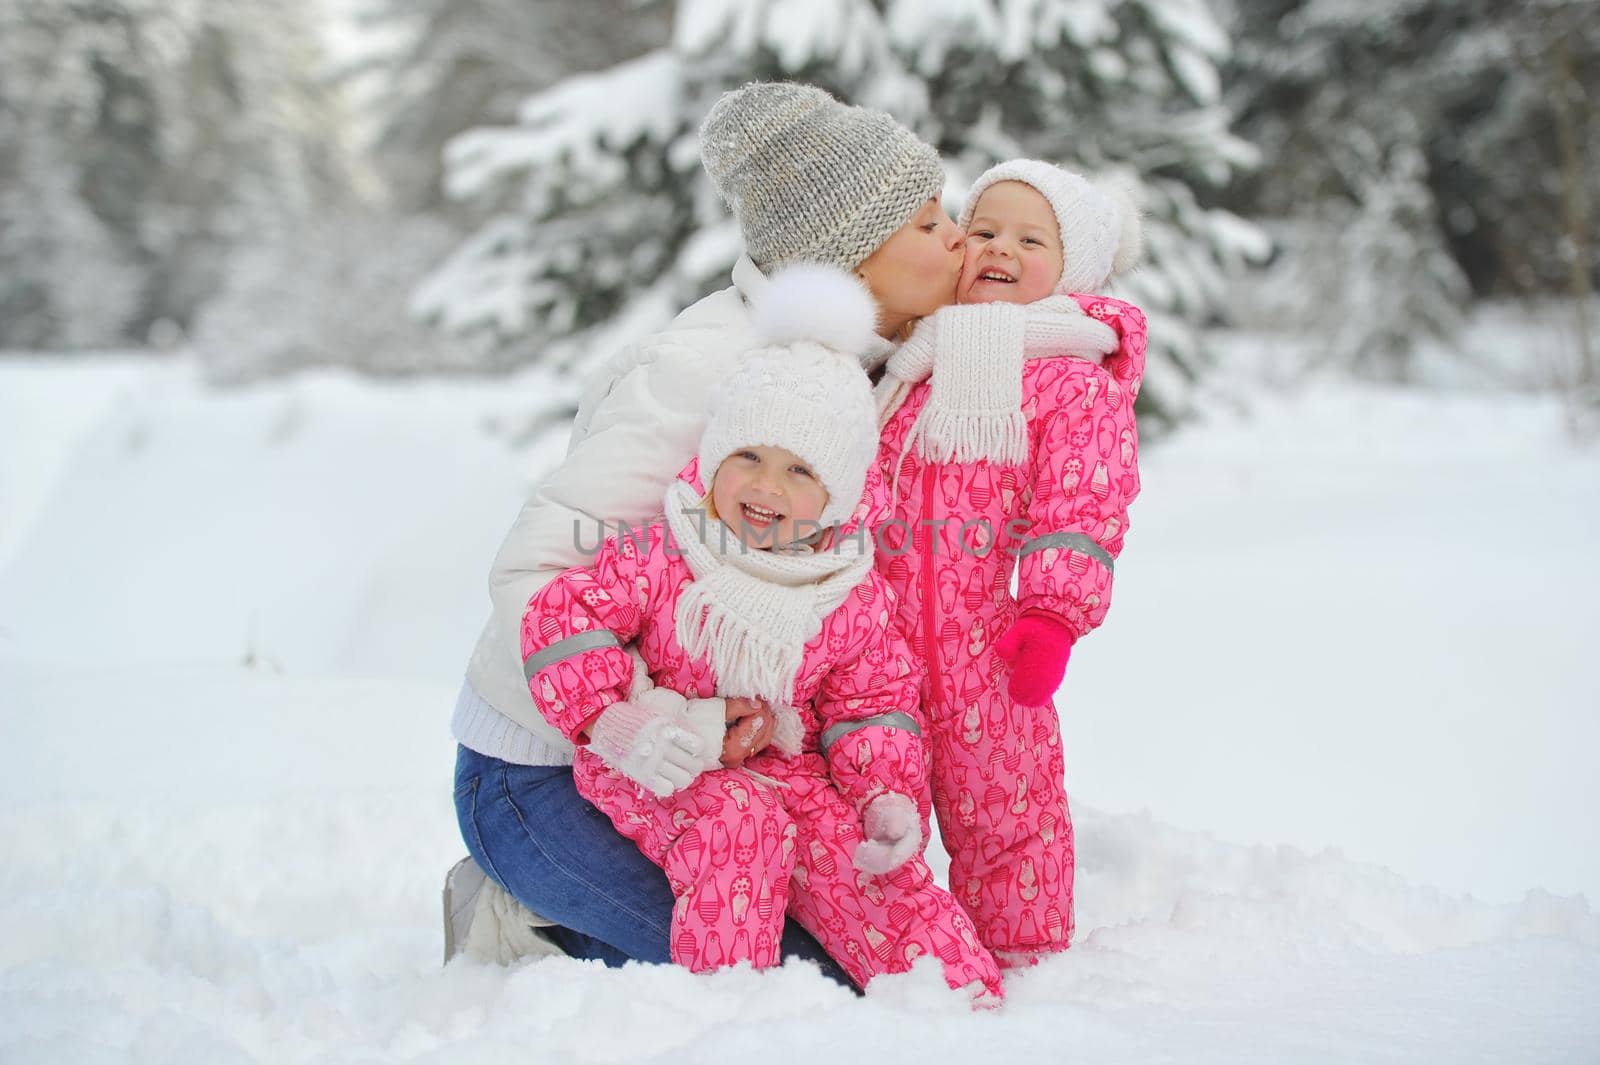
xmin=2 ymin=327 xmax=1597 ymax=1061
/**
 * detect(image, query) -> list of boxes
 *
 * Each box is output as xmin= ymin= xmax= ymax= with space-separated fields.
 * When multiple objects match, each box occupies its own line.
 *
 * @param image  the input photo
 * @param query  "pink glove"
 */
xmin=853 ymin=792 xmax=922 ymax=874
xmin=994 ymin=613 xmax=1074 ymax=706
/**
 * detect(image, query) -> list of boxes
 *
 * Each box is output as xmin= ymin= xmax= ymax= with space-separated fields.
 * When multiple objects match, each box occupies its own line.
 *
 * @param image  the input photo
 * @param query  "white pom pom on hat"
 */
xmin=1100 ymin=175 xmax=1144 ymax=277
xmin=698 ymin=264 xmax=883 ymax=530
xmin=959 ymin=159 xmax=1144 ymax=294
xmin=750 ymin=262 xmax=880 ymax=351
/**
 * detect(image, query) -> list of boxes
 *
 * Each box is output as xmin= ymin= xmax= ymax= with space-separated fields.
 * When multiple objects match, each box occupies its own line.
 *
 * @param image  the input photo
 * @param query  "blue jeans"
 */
xmin=453 ymin=745 xmax=852 ymax=985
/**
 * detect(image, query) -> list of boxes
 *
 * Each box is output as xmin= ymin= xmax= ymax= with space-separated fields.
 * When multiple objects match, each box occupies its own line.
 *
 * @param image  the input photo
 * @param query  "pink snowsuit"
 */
xmin=519 ymin=473 xmax=1002 ymax=996
xmin=874 ymin=294 xmax=1147 ymax=958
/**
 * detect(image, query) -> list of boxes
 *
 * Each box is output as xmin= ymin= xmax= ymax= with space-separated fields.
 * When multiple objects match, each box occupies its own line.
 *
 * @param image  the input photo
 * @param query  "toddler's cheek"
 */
xmin=955 ymin=262 xmax=980 ymax=306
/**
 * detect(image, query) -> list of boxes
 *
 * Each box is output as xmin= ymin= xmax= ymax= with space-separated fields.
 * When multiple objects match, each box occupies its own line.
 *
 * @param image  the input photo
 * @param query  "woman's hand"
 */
xmin=721 ymin=696 xmax=774 ymax=768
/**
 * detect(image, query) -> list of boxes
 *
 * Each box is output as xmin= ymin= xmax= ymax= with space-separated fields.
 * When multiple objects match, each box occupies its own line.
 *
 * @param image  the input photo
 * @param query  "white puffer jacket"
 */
xmin=456 ymin=257 xmax=893 ymax=759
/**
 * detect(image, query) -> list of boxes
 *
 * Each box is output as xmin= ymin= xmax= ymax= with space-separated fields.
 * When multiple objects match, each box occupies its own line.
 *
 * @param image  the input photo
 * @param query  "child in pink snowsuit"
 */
xmin=874 ymin=161 xmax=1148 ymax=965
xmin=520 ymin=268 xmax=1003 ymax=1001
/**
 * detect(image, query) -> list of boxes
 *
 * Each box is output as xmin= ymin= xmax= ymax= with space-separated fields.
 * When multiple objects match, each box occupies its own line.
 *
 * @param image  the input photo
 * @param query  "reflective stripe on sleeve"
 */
xmin=819 ymin=711 xmax=923 ymax=754
xmin=1015 ymin=530 xmax=1114 ymax=573
xmin=522 ymin=629 xmax=620 ymax=681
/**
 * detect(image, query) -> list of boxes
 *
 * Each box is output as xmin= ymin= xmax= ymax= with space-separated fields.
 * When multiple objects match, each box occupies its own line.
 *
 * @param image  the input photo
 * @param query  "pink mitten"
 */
xmin=853 ymin=792 xmax=921 ymax=874
xmin=993 ymin=613 xmax=1074 ymax=706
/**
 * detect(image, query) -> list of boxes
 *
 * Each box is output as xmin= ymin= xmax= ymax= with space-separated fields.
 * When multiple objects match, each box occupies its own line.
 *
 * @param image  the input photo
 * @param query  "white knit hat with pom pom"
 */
xmin=698 ymin=264 xmax=882 ymax=530
xmin=959 ymin=159 xmax=1143 ymax=294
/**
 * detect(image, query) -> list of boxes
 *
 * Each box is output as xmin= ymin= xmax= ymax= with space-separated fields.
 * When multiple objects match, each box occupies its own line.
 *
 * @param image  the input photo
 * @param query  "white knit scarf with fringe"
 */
xmin=662 ymin=480 xmax=874 ymax=711
xmin=876 ymin=296 xmax=1118 ymax=467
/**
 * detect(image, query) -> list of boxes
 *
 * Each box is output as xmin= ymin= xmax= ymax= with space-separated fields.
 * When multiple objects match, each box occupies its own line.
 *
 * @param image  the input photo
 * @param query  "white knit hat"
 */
xmin=959 ymin=159 xmax=1143 ymax=293
xmin=700 ymin=82 xmax=945 ymax=272
xmin=698 ymin=265 xmax=882 ymax=530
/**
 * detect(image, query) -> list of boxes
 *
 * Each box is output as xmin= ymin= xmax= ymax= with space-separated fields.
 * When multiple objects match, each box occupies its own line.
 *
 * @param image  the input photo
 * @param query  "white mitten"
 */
xmin=681 ymin=697 xmax=730 ymax=773
xmin=767 ymin=705 xmax=806 ymax=758
xmin=853 ymin=792 xmax=922 ymax=874
xmin=587 ymin=688 xmax=708 ymax=798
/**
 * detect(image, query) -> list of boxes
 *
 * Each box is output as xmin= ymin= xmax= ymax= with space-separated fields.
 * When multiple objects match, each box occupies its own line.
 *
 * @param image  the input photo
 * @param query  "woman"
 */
xmin=446 ymin=82 xmax=964 ymax=975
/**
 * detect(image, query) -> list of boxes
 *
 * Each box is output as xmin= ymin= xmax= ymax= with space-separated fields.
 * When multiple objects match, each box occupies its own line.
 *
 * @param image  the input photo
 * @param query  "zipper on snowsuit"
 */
xmin=921 ymin=463 xmax=941 ymax=703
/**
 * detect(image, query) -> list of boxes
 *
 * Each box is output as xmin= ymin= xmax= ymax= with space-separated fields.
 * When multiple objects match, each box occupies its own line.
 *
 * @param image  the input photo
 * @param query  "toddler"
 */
xmin=874 ymin=160 xmax=1148 ymax=965
xmin=520 ymin=267 xmax=1002 ymax=1000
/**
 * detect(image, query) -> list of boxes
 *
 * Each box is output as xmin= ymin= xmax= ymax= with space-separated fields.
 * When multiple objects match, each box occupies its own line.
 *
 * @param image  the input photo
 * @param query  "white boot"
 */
xmin=442 ymin=857 xmax=568 ymax=966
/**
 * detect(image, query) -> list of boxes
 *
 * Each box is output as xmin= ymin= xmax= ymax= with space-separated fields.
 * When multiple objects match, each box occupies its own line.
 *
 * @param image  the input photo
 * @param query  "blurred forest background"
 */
xmin=2 ymin=0 xmax=1595 ymax=428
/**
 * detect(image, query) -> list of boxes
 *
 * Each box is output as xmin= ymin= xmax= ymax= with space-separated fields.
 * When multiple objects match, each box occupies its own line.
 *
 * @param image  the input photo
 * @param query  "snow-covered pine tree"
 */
xmin=202 ymin=0 xmax=671 ymax=381
xmin=1222 ymin=0 xmax=1473 ymax=377
xmin=1305 ymin=138 xmax=1471 ymax=382
xmin=422 ymin=0 xmax=1268 ymax=425
xmin=0 ymin=0 xmax=353 ymax=350
xmin=350 ymin=0 xmax=671 ymax=213
xmin=1223 ymin=0 xmax=1597 ymax=380
xmin=410 ymin=46 xmax=711 ymax=373
xmin=0 ymin=1 xmax=139 ymax=347
xmin=1 ymin=0 xmax=162 ymax=347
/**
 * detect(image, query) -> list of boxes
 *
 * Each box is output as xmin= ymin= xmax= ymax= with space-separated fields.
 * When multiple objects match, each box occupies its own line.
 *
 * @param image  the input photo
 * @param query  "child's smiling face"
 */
xmin=957 ymin=181 xmax=1064 ymax=305
xmin=710 ymin=445 xmax=830 ymax=550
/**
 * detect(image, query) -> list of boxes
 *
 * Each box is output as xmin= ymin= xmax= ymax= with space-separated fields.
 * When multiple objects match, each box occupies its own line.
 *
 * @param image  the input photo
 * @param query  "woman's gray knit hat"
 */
xmin=700 ymin=82 xmax=945 ymax=273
